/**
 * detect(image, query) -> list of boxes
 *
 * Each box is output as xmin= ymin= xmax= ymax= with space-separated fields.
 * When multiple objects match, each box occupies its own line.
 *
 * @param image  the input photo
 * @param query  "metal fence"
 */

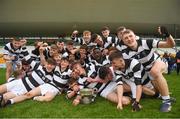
xmin=0 ymin=37 xmax=68 ymax=46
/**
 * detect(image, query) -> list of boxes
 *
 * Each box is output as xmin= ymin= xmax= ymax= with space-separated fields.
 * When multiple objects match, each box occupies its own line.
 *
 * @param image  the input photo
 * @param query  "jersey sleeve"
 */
xmin=114 ymin=74 xmax=123 ymax=85
xmin=132 ymin=61 xmax=143 ymax=85
xmin=3 ymin=43 xmax=11 ymax=55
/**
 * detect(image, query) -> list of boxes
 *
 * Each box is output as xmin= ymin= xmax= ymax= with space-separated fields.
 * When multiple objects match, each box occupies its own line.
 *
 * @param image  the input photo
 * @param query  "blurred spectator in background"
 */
xmin=176 ymin=50 xmax=180 ymax=75
xmin=163 ymin=52 xmax=176 ymax=74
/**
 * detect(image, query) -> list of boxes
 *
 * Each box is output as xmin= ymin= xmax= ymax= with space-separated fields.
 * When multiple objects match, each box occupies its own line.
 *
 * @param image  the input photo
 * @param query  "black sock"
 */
xmin=4 ymin=100 xmax=12 ymax=106
xmin=0 ymin=94 xmax=5 ymax=107
xmin=153 ymin=92 xmax=160 ymax=98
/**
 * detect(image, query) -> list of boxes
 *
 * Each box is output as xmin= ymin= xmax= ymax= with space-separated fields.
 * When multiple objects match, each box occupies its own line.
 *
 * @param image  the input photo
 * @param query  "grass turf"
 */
xmin=0 ymin=68 xmax=180 ymax=118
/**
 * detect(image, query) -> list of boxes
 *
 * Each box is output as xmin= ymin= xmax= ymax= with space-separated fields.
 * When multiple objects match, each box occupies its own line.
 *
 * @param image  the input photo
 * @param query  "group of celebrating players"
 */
xmin=0 ymin=26 xmax=176 ymax=112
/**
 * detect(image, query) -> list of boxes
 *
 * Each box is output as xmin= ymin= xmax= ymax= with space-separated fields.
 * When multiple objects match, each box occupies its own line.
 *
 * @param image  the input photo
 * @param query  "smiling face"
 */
xmin=83 ymin=32 xmax=91 ymax=43
xmin=122 ymin=30 xmax=137 ymax=49
xmin=53 ymin=54 xmax=61 ymax=64
xmin=102 ymin=30 xmax=110 ymax=38
xmin=56 ymin=41 xmax=64 ymax=51
xmin=49 ymin=45 xmax=59 ymax=56
xmin=45 ymin=63 xmax=56 ymax=72
xmin=12 ymin=39 xmax=21 ymax=49
xmin=92 ymin=48 xmax=102 ymax=60
xmin=79 ymin=48 xmax=87 ymax=55
xmin=44 ymin=58 xmax=56 ymax=72
xmin=111 ymin=57 xmax=125 ymax=71
xmin=60 ymin=59 xmax=69 ymax=69
xmin=50 ymin=48 xmax=58 ymax=55
xmin=71 ymin=63 xmax=85 ymax=76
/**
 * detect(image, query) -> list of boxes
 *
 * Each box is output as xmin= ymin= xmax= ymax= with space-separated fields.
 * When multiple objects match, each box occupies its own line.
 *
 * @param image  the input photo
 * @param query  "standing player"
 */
xmin=121 ymin=26 xmax=175 ymax=112
xmin=107 ymin=51 xmax=145 ymax=111
xmin=3 ymin=37 xmax=27 ymax=81
xmin=175 ymin=49 xmax=180 ymax=75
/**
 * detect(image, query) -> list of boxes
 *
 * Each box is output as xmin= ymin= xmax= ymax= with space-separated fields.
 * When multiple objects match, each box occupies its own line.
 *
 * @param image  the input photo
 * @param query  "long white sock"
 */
xmin=161 ymin=95 xmax=171 ymax=104
xmin=10 ymin=99 xmax=14 ymax=104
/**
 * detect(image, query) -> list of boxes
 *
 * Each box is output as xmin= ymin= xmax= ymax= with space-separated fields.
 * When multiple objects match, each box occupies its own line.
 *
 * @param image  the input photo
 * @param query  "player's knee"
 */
xmin=3 ymin=95 xmax=8 ymax=101
xmin=150 ymin=68 xmax=161 ymax=78
xmin=44 ymin=97 xmax=53 ymax=102
xmin=122 ymin=97 xmax=131 ymax=105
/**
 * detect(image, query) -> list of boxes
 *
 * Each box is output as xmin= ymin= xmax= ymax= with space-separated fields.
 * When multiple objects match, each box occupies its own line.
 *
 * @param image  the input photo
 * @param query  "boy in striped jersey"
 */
xmin=10 ymin=57 xmax=72 ymax=102
xmin=68 ymin=61 xmax=131 ymax=108
xmin=101 ymin=26 xmax=118 ymax=50
xmin=71 ymin=30 xmax=91 ymax=45
xmin=96 ymin=66 xmax=131 ymax=110
xmin=107 ymin=51 xmax=145 ymax=111
xmin=121 ymin=26 xmax=176 ymax=112
xmin=0 ymin=58 xmax=56 ymax=107
xmin=3 ymin=37 xmax=27 ymax=81
xmin=67 ymin=61 xmax=97 ymax=105
xmin=89 ymin=47 xmax=110 ymax=68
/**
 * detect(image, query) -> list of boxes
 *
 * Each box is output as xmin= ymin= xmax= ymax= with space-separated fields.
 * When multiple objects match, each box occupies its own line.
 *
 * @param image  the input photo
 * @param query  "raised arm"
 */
xmin=158 ymin=26 xmax=176 ymax=48
xmin=39 ymin=46 xmax=47 ymax=66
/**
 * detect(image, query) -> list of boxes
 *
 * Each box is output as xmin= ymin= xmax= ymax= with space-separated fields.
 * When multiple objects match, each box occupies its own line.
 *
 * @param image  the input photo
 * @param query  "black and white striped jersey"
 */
xmin=86 ymin=66 xmax=116 ymax=94
xmin=48 ymin=66 xmax=72 ymax=92
xmin=103 ymin=35 xmax=118 ymax=49
xmin=58 ymin=48 xmax=69 ymax=58
xmin=89 ymin=55 xmax=110 ymax=68
xmin=77 ymin=63 xmax=97 ymax=89
xmin=114 ymin=59 xmax=145 ymax=85
xmin=3 ymin=42 xmax=28 ymax=61
xmin=7 ymin=77 xmax=16 ymax=82
xmin=115 ymin=38 xmax=128 ymax=52
xmin=122 ymin=39 xmax=160 ymax=71
xmin=43 ymin=47 xmax=52 ymax=59
xmin=30 ymin=46 xmax=41 ymax=62
xmin=22 ymin=55 xmax=54 ymax=91
xmin=77 ymin=66 xmax=116 ymax=96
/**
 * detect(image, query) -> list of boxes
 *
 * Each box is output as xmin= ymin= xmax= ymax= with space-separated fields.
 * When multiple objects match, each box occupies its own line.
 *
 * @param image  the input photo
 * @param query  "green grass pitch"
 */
xmin=0 ymin=68 xmax=180 ymax=118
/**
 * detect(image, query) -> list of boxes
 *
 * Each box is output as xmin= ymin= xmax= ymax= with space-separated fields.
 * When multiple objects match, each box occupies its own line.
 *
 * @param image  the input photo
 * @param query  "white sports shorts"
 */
xmin=39 ymin=83 xmax=59 ymax=96
xmin=6 ymin=79 xmax=27 ymax=96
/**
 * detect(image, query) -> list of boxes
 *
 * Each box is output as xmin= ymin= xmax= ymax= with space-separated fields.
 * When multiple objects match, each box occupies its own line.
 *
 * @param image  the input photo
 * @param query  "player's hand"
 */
xmin=73 ymin=30 xmax=79 ymax=35
xmin=86 ymin=77 xmax=94 ymax=83
xmin=72 ymin=85 xmax=80 ymax=92
xmin=73 ymin=99 xmax=80 ymax=106
xmin=132 ymin=100 xmax=141 ymax=112
xmin=117 ymin=103 xmax=123 ymax=110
